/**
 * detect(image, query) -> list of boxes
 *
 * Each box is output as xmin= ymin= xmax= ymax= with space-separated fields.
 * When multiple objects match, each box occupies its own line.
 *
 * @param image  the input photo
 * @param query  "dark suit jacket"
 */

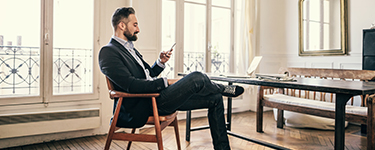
xmin=99 ymin=39 xmax=166 ymax=128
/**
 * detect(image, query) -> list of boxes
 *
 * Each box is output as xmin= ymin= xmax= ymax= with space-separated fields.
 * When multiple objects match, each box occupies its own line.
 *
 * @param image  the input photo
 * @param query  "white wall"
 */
xmin=257 ymin=0 xmax=375 ymax=73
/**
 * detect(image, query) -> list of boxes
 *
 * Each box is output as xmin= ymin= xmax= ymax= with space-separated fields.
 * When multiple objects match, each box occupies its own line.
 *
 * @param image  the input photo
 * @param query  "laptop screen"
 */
xmin=246 ymin=56 xmax=262 ymax=75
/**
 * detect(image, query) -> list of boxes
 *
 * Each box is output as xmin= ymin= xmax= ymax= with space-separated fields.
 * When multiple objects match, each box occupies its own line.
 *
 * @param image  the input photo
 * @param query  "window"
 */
xmin=161 ymin=0 xmax=243 ymax=78
xmin=0 ymin=0 xmax=97 ymax=104
xmin=211 ymin=3 xmax=231 ymax=73
xmin=184 ymin=2 xmax=206 ymax=73
xmin=53 ymin=0 xmax=94 ymax=95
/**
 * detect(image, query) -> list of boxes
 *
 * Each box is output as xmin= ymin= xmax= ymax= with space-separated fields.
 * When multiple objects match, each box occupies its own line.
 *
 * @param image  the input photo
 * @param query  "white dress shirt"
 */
xmin=112 ymin=36 xmax=168 ymax=87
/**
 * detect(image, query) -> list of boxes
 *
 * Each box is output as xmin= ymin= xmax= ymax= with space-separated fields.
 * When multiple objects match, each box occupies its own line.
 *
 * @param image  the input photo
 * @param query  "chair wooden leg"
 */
xmin=277 ymin=109 xmax=284 ymax=129
xmin=151 ymin=97 xmax=164 ymax=150
xmin=361 ymin=124 xmax=367 ymax=134
xmin=104 ymin=132 xmax=113 ymax=150
xmin=172 ymin=118 xmax=181 ymax=150
xmin=105 ymin=98 xmax=123 ymax=150
xmin=155 ymin=124 xmax=163 ymax=150
xmin=126 ymin=128 xmax=136 ymax=150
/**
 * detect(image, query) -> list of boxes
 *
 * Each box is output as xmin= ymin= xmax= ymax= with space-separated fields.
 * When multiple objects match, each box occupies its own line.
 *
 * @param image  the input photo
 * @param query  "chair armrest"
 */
xmin=109 ymin=90 xmax=160 ymax=99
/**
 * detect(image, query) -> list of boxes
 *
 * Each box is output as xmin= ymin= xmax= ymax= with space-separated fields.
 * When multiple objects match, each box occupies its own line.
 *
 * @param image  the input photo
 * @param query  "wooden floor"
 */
xmin=4 ymin=111 xmax=367 ymax=150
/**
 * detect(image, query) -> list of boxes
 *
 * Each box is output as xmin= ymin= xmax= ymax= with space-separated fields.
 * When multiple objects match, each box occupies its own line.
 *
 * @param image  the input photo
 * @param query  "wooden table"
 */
xmin=179 ymin=73 xmax=375 ymax=150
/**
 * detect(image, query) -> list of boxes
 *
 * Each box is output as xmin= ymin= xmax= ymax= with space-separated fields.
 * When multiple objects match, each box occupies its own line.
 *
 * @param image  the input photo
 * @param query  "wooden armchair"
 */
xmin=104 ymin=76 xmax=181 ymax=150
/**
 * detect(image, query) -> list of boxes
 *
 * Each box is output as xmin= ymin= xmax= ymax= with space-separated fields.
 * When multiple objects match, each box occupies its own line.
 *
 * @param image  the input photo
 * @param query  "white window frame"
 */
xmin=0 ymin=0 xmax=99 ymax=105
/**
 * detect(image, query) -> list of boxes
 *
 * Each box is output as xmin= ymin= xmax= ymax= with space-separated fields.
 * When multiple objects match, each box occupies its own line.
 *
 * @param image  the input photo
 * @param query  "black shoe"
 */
xmin=222 ymin=85 xmax=244 ymax=97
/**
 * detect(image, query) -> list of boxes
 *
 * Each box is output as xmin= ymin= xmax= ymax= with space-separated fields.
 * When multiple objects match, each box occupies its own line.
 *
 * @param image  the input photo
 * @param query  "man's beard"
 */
xmin=124 ymin=30 xmax=138 ymax=41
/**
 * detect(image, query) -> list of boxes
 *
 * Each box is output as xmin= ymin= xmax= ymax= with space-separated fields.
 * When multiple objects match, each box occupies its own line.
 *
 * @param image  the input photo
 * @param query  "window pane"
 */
xmin=53 ymin=0 xmax=93 ymax=95
xmin=211 ymin=7 xmax=230 ymax=73
xmin=212 ymin=0 xmax=230 ymax=8
xmin=161 ymin=0 xmax=176 ymax=78
xmin=184 ymin=3 xmax=206 ymax=73
xmin=0 ymin=0 xmax=41 ymax=97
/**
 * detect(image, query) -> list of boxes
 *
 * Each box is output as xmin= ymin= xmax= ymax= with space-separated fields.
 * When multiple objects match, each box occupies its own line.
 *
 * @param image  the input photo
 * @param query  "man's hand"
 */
xmin=167 ymin=78 xmax=180 ymax=85
xmin=159 ymin=49 xmax=173 ymax=64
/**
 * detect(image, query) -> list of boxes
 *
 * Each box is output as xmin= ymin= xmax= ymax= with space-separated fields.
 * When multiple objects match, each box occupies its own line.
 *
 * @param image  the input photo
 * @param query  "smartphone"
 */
xmin=169 ymin=43 xmax=176 ymax=52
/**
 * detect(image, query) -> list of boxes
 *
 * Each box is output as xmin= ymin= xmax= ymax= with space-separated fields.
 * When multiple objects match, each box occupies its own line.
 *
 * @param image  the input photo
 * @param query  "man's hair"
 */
xmin=111 ymin=7 xmax=135 ymax=29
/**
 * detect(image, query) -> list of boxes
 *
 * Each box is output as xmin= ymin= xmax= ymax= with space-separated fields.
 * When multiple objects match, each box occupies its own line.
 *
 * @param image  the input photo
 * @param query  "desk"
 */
xmin=179 ymin=73 xmax=375 ymax=150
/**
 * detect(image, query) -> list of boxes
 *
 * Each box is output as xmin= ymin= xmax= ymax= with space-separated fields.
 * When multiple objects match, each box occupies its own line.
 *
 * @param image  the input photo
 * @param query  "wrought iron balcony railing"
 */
xmin=0 ymin=46 xmax=92 ymax=97
xmin=161 ymin=51 xmax=230 ymax=78
xmin=1 ymin=46 xmax=227 ymax=96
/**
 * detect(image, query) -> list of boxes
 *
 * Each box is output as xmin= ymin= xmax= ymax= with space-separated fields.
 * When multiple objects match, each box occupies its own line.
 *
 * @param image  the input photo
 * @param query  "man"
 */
xmin=99 ymin=7 xmax=244 ymax=150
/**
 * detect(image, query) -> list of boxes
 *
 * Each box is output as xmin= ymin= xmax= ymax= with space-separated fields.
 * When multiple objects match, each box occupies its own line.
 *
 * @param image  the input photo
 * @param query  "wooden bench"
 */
xmin=256 ymin=67 xmax=375 ymax=149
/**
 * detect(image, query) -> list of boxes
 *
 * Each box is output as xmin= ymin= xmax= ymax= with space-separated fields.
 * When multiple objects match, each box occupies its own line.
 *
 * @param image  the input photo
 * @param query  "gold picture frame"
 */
xmin=299 ymin=0 xmax=348 ymax=56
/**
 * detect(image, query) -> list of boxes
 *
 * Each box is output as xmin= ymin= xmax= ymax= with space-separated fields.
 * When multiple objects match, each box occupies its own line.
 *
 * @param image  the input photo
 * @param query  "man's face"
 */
xmin=123 ymin=14 xmax=139 ymax=41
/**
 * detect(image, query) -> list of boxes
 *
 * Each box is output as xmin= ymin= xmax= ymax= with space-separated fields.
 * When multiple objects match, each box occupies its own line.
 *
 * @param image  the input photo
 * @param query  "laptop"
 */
xmin=220 ymin=56 xmax=263 ymax=78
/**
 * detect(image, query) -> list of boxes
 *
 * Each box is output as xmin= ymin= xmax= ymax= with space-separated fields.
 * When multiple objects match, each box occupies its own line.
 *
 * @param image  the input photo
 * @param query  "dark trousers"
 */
xmin=156 ymin=71 xmax=230 ymax=150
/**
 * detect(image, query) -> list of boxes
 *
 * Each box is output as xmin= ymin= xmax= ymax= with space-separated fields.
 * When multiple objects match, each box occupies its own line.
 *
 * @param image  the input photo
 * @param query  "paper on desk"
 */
xmin=256 ymin=73 xmax=295 ymax=81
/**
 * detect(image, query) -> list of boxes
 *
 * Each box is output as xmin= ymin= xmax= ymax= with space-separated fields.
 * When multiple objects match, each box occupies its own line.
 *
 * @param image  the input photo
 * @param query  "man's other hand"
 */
xmin=159 ymin=49 xmax=173 ymax=64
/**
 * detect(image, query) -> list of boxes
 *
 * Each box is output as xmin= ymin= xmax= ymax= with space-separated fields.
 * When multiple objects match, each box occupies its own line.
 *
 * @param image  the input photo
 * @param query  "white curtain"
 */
xmin=237 ymin=0 xmax=257 ymax=74
xmin=234 ymin=0 xmax=259 ymax=112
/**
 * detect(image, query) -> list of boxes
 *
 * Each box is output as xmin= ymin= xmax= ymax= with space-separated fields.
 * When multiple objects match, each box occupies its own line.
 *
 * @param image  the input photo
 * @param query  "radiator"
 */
xmin=0 ymin=108 xmax=100 ymax=139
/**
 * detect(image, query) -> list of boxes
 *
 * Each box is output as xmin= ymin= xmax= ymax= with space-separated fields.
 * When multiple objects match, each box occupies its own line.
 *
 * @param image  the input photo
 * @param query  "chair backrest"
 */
xmin=273 ymin=67 xmax=375 ymax=106
xmin=279 ymin=67 xmax=375 ymax=81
